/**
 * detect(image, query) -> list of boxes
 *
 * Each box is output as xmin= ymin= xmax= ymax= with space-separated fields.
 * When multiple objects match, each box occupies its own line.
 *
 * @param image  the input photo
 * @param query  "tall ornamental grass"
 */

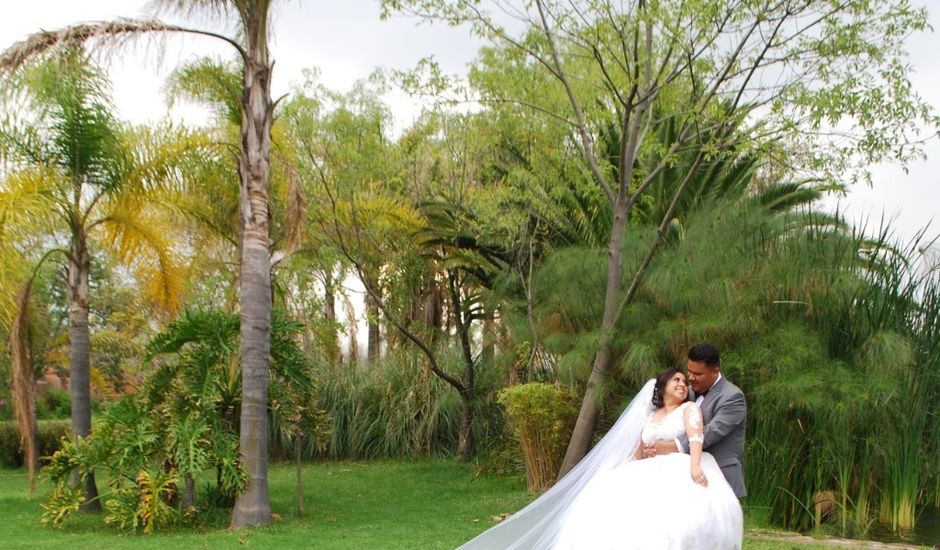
xmin=312 ymin=345 xmax=507 ymax=460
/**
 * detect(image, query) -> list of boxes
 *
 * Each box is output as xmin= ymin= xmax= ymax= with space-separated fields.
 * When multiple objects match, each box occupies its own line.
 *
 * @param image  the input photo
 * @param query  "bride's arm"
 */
xmin=684 ymin=403 xmax=707 ymax=487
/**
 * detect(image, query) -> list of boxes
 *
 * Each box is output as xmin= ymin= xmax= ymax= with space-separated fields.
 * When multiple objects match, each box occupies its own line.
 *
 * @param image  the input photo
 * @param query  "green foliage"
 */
xmin=39 ymin=481 xmax=83 ymax=528
xmin=166 ymin=57 xmax=243 ymax=126
xmin=167 ymin=415 xmax=210 ymax=477
xmin=502 ymin=187 xmax=940 ymax=535
xmin=37 ymin=307 xmax=329 ymax=533
xmin=134 ymin=468 xmax=181 ymax=534
xmin=497 ymin=383 xmax=578 ymax=491
xmin=314 ymin=347 xmax=506 ymax=460
xmin=0 ymin=419 xmax=69 ymax=467
xmin=35 ymin=389 xmax=71 ymax=419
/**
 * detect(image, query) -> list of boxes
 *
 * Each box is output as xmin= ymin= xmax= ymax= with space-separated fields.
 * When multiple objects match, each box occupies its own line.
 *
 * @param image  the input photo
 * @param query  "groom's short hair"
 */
xmin=688 ymin=342 xmax=720 ymax=367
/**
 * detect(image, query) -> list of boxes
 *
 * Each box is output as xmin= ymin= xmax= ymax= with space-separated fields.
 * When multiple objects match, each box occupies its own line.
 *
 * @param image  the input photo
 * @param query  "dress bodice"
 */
xmin=641 ymin=402 xmax=694 ymax=444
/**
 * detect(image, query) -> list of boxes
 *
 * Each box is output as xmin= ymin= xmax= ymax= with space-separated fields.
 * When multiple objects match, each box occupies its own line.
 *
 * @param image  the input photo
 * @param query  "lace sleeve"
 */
xmin=684 ymin=403 xmax=704 ymax=445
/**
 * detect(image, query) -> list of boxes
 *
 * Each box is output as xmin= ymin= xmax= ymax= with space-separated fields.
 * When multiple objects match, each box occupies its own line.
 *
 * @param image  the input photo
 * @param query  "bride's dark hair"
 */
xmin=651 ymin=367 xmax=688 ymax=408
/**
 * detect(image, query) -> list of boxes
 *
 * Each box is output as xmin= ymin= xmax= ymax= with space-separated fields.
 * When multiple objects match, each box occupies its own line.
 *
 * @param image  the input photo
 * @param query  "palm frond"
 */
xmin=0 ymin=20 xmax=179 ymax=74
xmin=9 ymin=282 xmax=38 ymax=494
xmin=755 ymin=181 xmax=823 ymax=212
xmin=0 ymin=18 xmax=245 ymax=75
xmin=166 ymin=56 xmax=243 ymax=125
xmin=118 ymin=124 xmax=220 ymax=196
xmin=96 ymin=207 xmax=185 ymax=315
xmin=0 ymin=165 xmax=63 ymax=239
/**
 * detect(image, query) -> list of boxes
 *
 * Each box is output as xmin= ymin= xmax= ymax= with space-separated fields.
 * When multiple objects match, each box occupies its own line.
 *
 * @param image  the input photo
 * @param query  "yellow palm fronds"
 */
xmin=0 ymin=165 xmax=63 ymax=240
xmin=96 ymin=205 xmax=185 ymax=316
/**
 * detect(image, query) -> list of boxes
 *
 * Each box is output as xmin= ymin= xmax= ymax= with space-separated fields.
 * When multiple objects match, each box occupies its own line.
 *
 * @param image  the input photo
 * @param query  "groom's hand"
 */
xmin=643 ymin=440 xmax=679 ymax=458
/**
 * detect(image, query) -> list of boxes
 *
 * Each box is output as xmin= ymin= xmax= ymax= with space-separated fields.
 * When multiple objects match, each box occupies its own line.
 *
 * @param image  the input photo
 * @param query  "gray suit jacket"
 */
xmin=681 ymin=377 xmax=747 ymax=498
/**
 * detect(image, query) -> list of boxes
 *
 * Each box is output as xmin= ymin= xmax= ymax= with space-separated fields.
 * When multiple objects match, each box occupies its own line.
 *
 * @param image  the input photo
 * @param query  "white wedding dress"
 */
xmin=552 ymin=401 xmax=742 ymax=549
xmin=457 ymin=380 xmax=743 ymax=550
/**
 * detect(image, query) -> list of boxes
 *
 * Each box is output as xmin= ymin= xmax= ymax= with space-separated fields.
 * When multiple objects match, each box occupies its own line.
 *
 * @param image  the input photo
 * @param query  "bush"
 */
xmin=0 ymin=420 xmax=71 ymax=468
xmin=497 ymin=383 xmax=578 ymax=492
xmin=36 ymin=389 xmax=71 ymax=419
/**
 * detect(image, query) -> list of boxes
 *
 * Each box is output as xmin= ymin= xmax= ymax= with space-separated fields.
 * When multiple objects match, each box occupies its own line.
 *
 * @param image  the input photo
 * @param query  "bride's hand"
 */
xmin=691 ymin=464 xmax=708 ymax=487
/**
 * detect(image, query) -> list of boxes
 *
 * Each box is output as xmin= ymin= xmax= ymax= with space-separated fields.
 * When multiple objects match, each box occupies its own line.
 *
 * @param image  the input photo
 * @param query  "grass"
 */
xmin=0 ymin=460 xmax=884 ymax=549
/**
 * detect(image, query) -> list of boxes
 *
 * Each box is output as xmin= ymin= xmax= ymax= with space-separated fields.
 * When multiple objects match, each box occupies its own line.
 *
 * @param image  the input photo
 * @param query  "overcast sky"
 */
xmin=2 ymin=0 xmax=939 ymax=250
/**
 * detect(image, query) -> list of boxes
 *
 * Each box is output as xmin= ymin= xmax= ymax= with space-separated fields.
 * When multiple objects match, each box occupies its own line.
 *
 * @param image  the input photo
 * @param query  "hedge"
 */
xmin=0 ymin=420 xmax=71 ymax=468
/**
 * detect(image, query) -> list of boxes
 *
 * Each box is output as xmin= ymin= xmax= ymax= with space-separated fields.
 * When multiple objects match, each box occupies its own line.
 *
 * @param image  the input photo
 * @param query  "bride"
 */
xmin=458 ymin=367 xmax=743 ymax=549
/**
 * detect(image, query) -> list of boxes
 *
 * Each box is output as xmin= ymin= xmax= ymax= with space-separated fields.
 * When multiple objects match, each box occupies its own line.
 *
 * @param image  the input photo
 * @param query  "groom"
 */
xmin=644 ymin=342 xmax=747 ymax=498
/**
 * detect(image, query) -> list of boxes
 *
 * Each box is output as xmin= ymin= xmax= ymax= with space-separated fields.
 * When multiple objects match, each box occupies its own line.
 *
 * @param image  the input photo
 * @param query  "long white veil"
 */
xmin=458 ymin=379 xmax=656 ymax=550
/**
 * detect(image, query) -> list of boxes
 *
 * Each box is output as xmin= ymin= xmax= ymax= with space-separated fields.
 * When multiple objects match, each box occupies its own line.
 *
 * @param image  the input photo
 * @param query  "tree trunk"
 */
xmin=183 ymin=474 xmax=196 ymax=508
xmin=482 ymin=315 xmax=496 ymax=368
xmin=295 ymin=432 xmax=304 ymax=517
xmin=365 ymin=272 xmax=381 ymax=363
xmin=424 ymin=276 xmax=443 ymax=337
xmin=67 ymin=230 xmax=101 ymax=511
xmin=449 ymin=270 xmax=476 ymax=462
xmin=558 ymin=202 xmax=628 ymax=477
xmin=231 ymin=15 xmax=274 ymax=527
xmin=323 ymin=270 xmax=336 ymax=323
xmin=457 ymin=391 xmax=475 ymax=462
xmin=343 ymin=293 xmax=360 ymax=363
xmin=322 ymin=268 xmax=340 ymax=363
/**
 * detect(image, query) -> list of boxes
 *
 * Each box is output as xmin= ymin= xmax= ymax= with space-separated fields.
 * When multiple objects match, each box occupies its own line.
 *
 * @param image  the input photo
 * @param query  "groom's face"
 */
xmin=687 ymin=360 xmax=719 ymax=395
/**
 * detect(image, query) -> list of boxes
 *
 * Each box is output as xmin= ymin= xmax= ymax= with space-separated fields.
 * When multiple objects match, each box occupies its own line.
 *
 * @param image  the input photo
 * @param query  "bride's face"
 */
xmin=664 ymin=372 xmax=688 ymax=403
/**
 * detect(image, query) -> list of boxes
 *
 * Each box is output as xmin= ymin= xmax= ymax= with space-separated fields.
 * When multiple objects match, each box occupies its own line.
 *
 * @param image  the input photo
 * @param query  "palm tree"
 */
xmin=0 ymin=0 xmax=283 ymax=526
xmin=0 ymin=51 xmax=191 ymax=504
xmin=165 ymin=55 xmax=309 ymax=311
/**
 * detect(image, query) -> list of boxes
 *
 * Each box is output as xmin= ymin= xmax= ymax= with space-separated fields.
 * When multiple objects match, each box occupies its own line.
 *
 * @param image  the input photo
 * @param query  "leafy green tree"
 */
xmin=297 ymin=83 xmax=508 ymax=460
xmin=299 ymin=80 xmax=406 ymax=363
xmin=382 ymin=0 xmax=937 ymax=474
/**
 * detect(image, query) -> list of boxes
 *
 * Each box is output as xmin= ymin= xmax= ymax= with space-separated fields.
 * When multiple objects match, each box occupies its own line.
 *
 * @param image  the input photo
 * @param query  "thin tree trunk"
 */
xmin=337 ymin=243 xmax=473 ymax=462
xmin=521 ymin=223 xmax=541 ymax=383
xmin=183 ymin=474 xmax=196 ymax=508
xmin=531 ymin=0 xmax=655 ymax=478
xmin=295 ymin=431 xmax=304 ymax=517
xmin=365 ymin=271 xmax=381 ymax=362
xmin=558 ymin=201 xmax=628 ymax=477
xmin=231 ymin=15 xmax=274 ymax=527
xmin=482 ymin=315 xmax=496 ymax=368
xmin=449 ymin=270 xmax=476 ymax=461
xmin=457 ymin=392 xmax=475 ymax=461
xmin=558 ymin=131 xmax=703 ymax=480
xmin=424 ymin=276 xmax=443 ymax=339
xmin=67 ymin=231 xmax=101 ymax=511
xmin=322 ymin=268 xmax=340 ymax=363
xmin=342 ymin=292 xmax=359 ymax=363
xmin=323 ymin=270 xmax=336 ymax=324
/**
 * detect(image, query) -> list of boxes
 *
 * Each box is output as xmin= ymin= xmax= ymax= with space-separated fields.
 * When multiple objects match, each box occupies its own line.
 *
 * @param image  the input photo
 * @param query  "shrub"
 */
xmin=0 ymin=420 xmax=70 ymax=468
xmin=36 ymin=389 xmax=71 ymax=419
xmin=497 ymin=383 xmax=578 ymax=492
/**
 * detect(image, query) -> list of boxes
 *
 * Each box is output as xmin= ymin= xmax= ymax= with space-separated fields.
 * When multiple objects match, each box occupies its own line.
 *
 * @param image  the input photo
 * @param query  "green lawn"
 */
xmin=0 ymin=460 xmax=850 ymax=549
